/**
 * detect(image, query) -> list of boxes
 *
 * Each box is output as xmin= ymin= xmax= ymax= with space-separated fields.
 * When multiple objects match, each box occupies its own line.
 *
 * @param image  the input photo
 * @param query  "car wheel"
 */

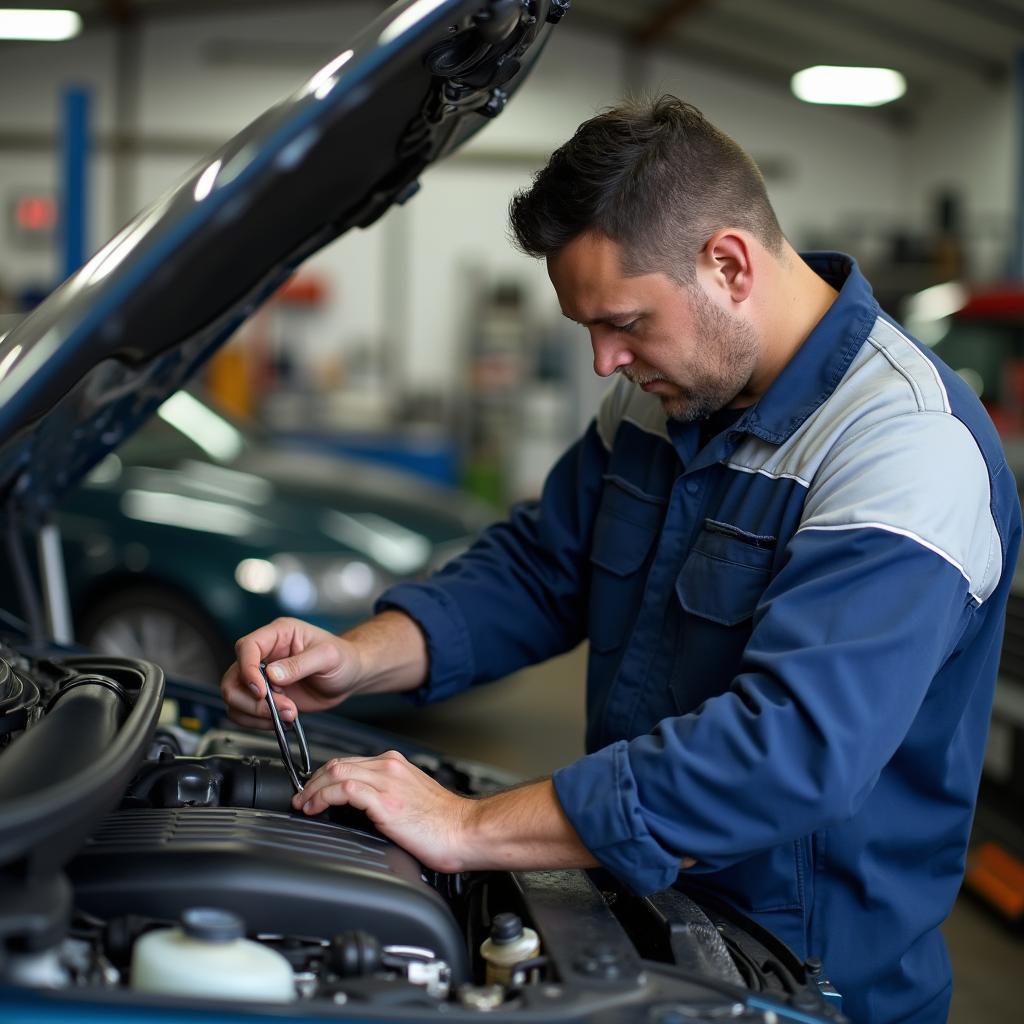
xmin=78 ymin=586 xmax=230 ymax=687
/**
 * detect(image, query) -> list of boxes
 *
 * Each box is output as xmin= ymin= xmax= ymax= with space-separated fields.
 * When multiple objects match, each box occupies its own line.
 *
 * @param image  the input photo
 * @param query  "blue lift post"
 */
xmin=45 ymin=85 xmax=92 ymax=644
xmin=61 ymin=86 xmax=90 ymax=280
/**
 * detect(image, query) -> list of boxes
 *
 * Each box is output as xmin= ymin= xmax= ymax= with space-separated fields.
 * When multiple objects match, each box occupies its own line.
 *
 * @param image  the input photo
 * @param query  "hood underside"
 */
xmin=0 ymin=0 xmax=563 ymax=520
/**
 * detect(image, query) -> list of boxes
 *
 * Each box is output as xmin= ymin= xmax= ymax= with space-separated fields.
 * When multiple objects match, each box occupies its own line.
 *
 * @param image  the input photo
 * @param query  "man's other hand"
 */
xmin=294 ymin=749 xmax=474 ymax=872
xmin=220 ymin=617 xmax=362 ymax=730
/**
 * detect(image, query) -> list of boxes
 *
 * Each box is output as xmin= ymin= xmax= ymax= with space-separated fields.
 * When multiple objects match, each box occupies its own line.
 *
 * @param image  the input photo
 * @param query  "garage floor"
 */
xmin=378 ymin=644 xmax=1021 ymax=1023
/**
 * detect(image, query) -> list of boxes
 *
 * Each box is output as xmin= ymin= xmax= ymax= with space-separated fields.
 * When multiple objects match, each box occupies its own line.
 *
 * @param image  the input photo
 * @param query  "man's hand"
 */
xmin=220 ymin=617 xmax=361 ymax=729
xmin=294 ymin=750 xmax=474 ymax=872
xmin=220 ymin=610 xmax=429 ymax=730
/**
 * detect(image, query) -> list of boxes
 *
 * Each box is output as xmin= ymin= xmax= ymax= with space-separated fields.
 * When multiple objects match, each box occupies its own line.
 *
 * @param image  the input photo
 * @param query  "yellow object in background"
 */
xmin=207 ymin=340 xmax=255 ymax=421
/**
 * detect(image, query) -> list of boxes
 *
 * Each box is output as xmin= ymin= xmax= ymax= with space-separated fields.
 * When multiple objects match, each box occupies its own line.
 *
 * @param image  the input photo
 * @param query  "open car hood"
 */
xmin=0 ymin=0 xmax=565 ymax=520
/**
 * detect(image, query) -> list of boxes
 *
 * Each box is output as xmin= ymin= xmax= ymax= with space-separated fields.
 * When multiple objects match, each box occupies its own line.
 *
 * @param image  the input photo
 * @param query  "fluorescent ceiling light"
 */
xmin=0 ymin=9 xmax=82 ymax=41
xmin=791 ymin=66 xmax=906 ymax=107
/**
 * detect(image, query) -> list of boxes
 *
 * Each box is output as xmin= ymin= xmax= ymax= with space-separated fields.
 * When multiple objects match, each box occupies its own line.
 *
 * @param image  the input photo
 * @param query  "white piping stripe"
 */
xmin=798 ymin=521 xmax=981 ymax=603
xmin=867 ymin=336 xmax=925 ymax=409
xmin=726 ymin=462 xmax=811 ymax=487
xmin=879 ymin=317 xmax=951 ymax=414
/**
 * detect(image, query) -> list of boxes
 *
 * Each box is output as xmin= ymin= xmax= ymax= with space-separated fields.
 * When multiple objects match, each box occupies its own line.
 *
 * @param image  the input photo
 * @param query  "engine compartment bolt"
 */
xmin=457 ymin=983 xmax=505 ymax=1010
xmin=573 ymin=943 xmax=622 ymax=979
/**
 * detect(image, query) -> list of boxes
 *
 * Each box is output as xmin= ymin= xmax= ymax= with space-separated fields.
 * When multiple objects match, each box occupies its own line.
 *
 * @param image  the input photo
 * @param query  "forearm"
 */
xmin=458 ymin=779 xmax=599 ymax=871
xmin=457 ymin=779 xmax=695 ymax=874
xmin=342 ymin=609 xmax=429 ymax=695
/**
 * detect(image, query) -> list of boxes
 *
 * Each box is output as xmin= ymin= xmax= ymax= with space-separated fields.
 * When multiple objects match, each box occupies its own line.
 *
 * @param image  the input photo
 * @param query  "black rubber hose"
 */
xmin=0 ymin=682 xmax=130 ymax=800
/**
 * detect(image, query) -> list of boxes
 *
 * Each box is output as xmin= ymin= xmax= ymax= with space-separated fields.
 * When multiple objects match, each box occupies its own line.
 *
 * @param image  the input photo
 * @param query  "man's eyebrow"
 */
xmin=561 ymin=310 xmax=643 ymax=326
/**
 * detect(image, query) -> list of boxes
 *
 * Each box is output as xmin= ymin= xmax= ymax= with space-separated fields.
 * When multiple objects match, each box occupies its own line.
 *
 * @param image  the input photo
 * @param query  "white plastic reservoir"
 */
xmin=131 ymin=907 xmax=296 ymax=1002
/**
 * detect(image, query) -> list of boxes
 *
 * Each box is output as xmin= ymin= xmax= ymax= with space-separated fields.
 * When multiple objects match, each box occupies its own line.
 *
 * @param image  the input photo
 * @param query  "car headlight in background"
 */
xmin=235 ymin=554 xmax=391 ymax=615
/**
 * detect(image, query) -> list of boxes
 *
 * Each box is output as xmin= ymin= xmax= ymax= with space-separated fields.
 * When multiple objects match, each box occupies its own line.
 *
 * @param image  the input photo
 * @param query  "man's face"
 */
xmin=548 ymin=232 xmax=761 ymax=422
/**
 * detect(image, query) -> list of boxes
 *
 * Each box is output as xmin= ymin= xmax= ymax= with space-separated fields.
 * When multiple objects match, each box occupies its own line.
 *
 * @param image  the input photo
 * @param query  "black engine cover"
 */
xmin=67 ymin=806 xmax=469 ymax=980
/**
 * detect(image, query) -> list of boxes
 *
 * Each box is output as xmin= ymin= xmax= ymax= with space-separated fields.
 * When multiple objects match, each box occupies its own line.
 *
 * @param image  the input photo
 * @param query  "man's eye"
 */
xmin=616 ymin=321 xmax=639 ymax=334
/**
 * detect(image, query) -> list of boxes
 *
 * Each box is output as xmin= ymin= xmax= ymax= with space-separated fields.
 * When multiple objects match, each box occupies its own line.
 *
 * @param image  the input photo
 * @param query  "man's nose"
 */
xmin=591 ymin=331 xmax=634 ymax=378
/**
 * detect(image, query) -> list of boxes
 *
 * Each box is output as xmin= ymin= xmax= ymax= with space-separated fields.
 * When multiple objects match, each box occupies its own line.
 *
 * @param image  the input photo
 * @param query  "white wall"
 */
xmin=903 ymin=77 xmax=1017 ymax=282
xmin=644 ymin=52 xmax=909 ymax=245
xmin=0 ymin=2 xmax=1018 ymax=397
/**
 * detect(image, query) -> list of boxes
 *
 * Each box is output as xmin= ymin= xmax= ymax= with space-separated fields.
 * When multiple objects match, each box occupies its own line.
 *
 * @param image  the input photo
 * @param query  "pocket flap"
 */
xmin=676 ymin=528 xmax=774 ymax=627
xmin=589 ymin=477 xmax=665 ymax=576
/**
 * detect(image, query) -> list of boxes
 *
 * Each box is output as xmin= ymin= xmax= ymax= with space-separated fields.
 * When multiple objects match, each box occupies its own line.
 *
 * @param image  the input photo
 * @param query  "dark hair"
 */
xmin=508 ymin=95 xmax=784 ymax=283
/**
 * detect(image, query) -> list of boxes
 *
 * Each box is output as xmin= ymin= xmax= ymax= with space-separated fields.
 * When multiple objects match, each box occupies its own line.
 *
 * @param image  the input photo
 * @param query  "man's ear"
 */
xmin=697 ymin=230 xmax=754 ymax=304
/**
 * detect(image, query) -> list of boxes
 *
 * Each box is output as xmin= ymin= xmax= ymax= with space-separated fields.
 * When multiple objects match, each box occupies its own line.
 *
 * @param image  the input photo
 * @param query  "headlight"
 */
xmin=235 ymin=554 xmax=390 ymax=614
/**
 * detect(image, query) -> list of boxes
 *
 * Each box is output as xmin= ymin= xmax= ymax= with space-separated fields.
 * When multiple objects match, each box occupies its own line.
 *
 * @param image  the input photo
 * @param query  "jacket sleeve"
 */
xmin=553 ymin=410 xmax=1019 ymax=894
xmin=375 ymin=420 xmax=609 ymax=703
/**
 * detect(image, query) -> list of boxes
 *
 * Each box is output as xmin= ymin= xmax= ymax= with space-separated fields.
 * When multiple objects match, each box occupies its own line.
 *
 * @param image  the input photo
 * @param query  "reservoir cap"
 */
xmin=490 ymin=912 xmax=523 ymax=945
xmin=181 ymin=907 xmax=245 ymax=943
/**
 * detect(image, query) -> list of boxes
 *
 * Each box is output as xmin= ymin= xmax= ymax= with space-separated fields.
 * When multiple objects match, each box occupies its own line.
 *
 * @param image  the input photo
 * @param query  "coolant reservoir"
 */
xmin=480 ymin=912 xmax=540 ymax=986
xmin=131 ymin=907 xmax=295 ymax=1002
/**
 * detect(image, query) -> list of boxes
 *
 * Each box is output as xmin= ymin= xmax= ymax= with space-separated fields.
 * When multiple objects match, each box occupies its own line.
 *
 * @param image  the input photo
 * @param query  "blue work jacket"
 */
xmin=378 ymin=254 xmax=1022 ymax=1024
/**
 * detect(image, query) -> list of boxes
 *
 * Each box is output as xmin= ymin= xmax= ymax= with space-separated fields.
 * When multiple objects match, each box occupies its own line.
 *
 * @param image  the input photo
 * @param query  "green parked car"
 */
xmin=54 ymin=389 xmax=492 ymax=686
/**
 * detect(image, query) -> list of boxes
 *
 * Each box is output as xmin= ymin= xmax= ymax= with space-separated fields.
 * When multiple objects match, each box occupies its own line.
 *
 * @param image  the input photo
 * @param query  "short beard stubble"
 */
xmin=626 ymin=285 xmax=759 ymax=423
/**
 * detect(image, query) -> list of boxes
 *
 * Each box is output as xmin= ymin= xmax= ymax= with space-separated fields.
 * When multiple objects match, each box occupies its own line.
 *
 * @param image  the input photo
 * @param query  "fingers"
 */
xmin=263 ymin=639 xmax=344 ymax=689
xmin=294 ymin=750 xmax=406 ymax=815
xmin=220 ymin=662 xmax=296 ymax=727
xmin=226 ymin=706 xmax=274 ymax=731
xmin=302 ymin=776 xmax=381 ymax=819
xmin=233 ymin=618 xmax=304 ymax=696
xmin=234 ymin=627 xmax=344 ymax=697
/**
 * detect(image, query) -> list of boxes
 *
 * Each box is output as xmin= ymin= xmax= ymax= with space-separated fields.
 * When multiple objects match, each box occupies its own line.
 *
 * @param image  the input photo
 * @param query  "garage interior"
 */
xmin=1 ymin=2 xmax=1023 ymax=1021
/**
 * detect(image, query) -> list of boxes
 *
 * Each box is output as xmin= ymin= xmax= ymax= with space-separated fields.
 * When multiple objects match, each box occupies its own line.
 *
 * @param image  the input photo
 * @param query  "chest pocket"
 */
xmin=672 ymin=521 xmax=776 ymax=716
xmin=588 ymin=476 xmax=666 ymax=654
xmin=676 ymin=520 xmax=775 ymax=626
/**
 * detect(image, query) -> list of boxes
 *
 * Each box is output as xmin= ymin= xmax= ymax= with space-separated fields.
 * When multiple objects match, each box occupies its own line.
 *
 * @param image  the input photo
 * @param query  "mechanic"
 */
xmin=221 ymin=97 xmax=1021 ymax=1024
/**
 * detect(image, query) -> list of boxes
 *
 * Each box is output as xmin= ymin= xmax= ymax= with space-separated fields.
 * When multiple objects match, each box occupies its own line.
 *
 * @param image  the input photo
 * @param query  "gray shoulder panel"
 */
xmin=727 ymin=314 xmax=998 ymax=602
xmin=798 ymin=410 xmax=1000 ymax=603
xmin=729 ymin=315 xmax=953 ymax=484
xmin=596 ymin=375 xmax=670 ymax=450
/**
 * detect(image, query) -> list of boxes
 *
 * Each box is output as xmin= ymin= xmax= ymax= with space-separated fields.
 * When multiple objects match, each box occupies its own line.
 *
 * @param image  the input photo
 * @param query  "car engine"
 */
xmin=0 ymin=646 xmax=845 ymax=1022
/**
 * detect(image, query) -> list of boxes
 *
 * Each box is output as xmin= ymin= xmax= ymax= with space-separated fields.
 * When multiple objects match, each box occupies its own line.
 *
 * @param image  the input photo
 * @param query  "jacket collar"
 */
xmin=736 ymin=251 xmax=879 ymax=445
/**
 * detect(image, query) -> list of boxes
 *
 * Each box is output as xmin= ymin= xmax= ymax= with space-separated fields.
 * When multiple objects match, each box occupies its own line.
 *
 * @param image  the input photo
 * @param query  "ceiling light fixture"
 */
xmin=791 ymin=65 xmax=907 ymax=107
xmin=0 ymin=8 xmax=82 ymax=41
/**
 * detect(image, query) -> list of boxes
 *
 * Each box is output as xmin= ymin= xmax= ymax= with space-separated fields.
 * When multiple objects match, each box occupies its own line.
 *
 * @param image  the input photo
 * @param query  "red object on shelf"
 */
xmin=958 ymin=287 xmax=1024 ymax=321
xmin=14 ymin=195 xmax=57 ymax=233
xmin=275 ymin=274 xmax=327 ymax=306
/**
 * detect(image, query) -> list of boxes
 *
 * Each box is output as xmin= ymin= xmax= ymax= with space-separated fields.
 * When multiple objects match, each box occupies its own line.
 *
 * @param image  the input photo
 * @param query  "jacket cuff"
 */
xmin=374 ymin=582 xmax=476 ymax=705
xmin=553 ymin=741 xmax=681 ymax=896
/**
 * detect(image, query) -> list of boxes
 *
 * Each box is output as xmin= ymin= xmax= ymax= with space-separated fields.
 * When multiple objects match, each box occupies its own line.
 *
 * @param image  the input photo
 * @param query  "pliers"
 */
xmin=259 ymin=661 xmax=313 ymax=795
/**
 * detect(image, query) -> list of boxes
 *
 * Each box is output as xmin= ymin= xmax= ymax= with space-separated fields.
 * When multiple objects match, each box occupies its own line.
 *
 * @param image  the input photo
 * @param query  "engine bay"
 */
xmin=0 ymin=646 xmax=845 ymax=1022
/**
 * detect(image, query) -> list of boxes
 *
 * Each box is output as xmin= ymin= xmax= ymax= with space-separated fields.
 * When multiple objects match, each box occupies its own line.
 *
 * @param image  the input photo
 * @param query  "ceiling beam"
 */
xmin=932 ymin=0 xmax=1024 ymax=35
xmin=633 ymin=0 xmax=709 ymax=48
xmin=570 ymin=6 xmax=913 ymax=130
xmin=690 ymin=6 xmax=918 ymax=80
xmin=103 ymin=0 xmax=136 ymax=23
xmin=773 ymin=0 xmax=1006 ymax=84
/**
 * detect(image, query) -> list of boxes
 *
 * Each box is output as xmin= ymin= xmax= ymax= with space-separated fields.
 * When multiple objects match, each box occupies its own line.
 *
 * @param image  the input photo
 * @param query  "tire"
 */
xmin=78 ymin=585 xmax=231 ymax=688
